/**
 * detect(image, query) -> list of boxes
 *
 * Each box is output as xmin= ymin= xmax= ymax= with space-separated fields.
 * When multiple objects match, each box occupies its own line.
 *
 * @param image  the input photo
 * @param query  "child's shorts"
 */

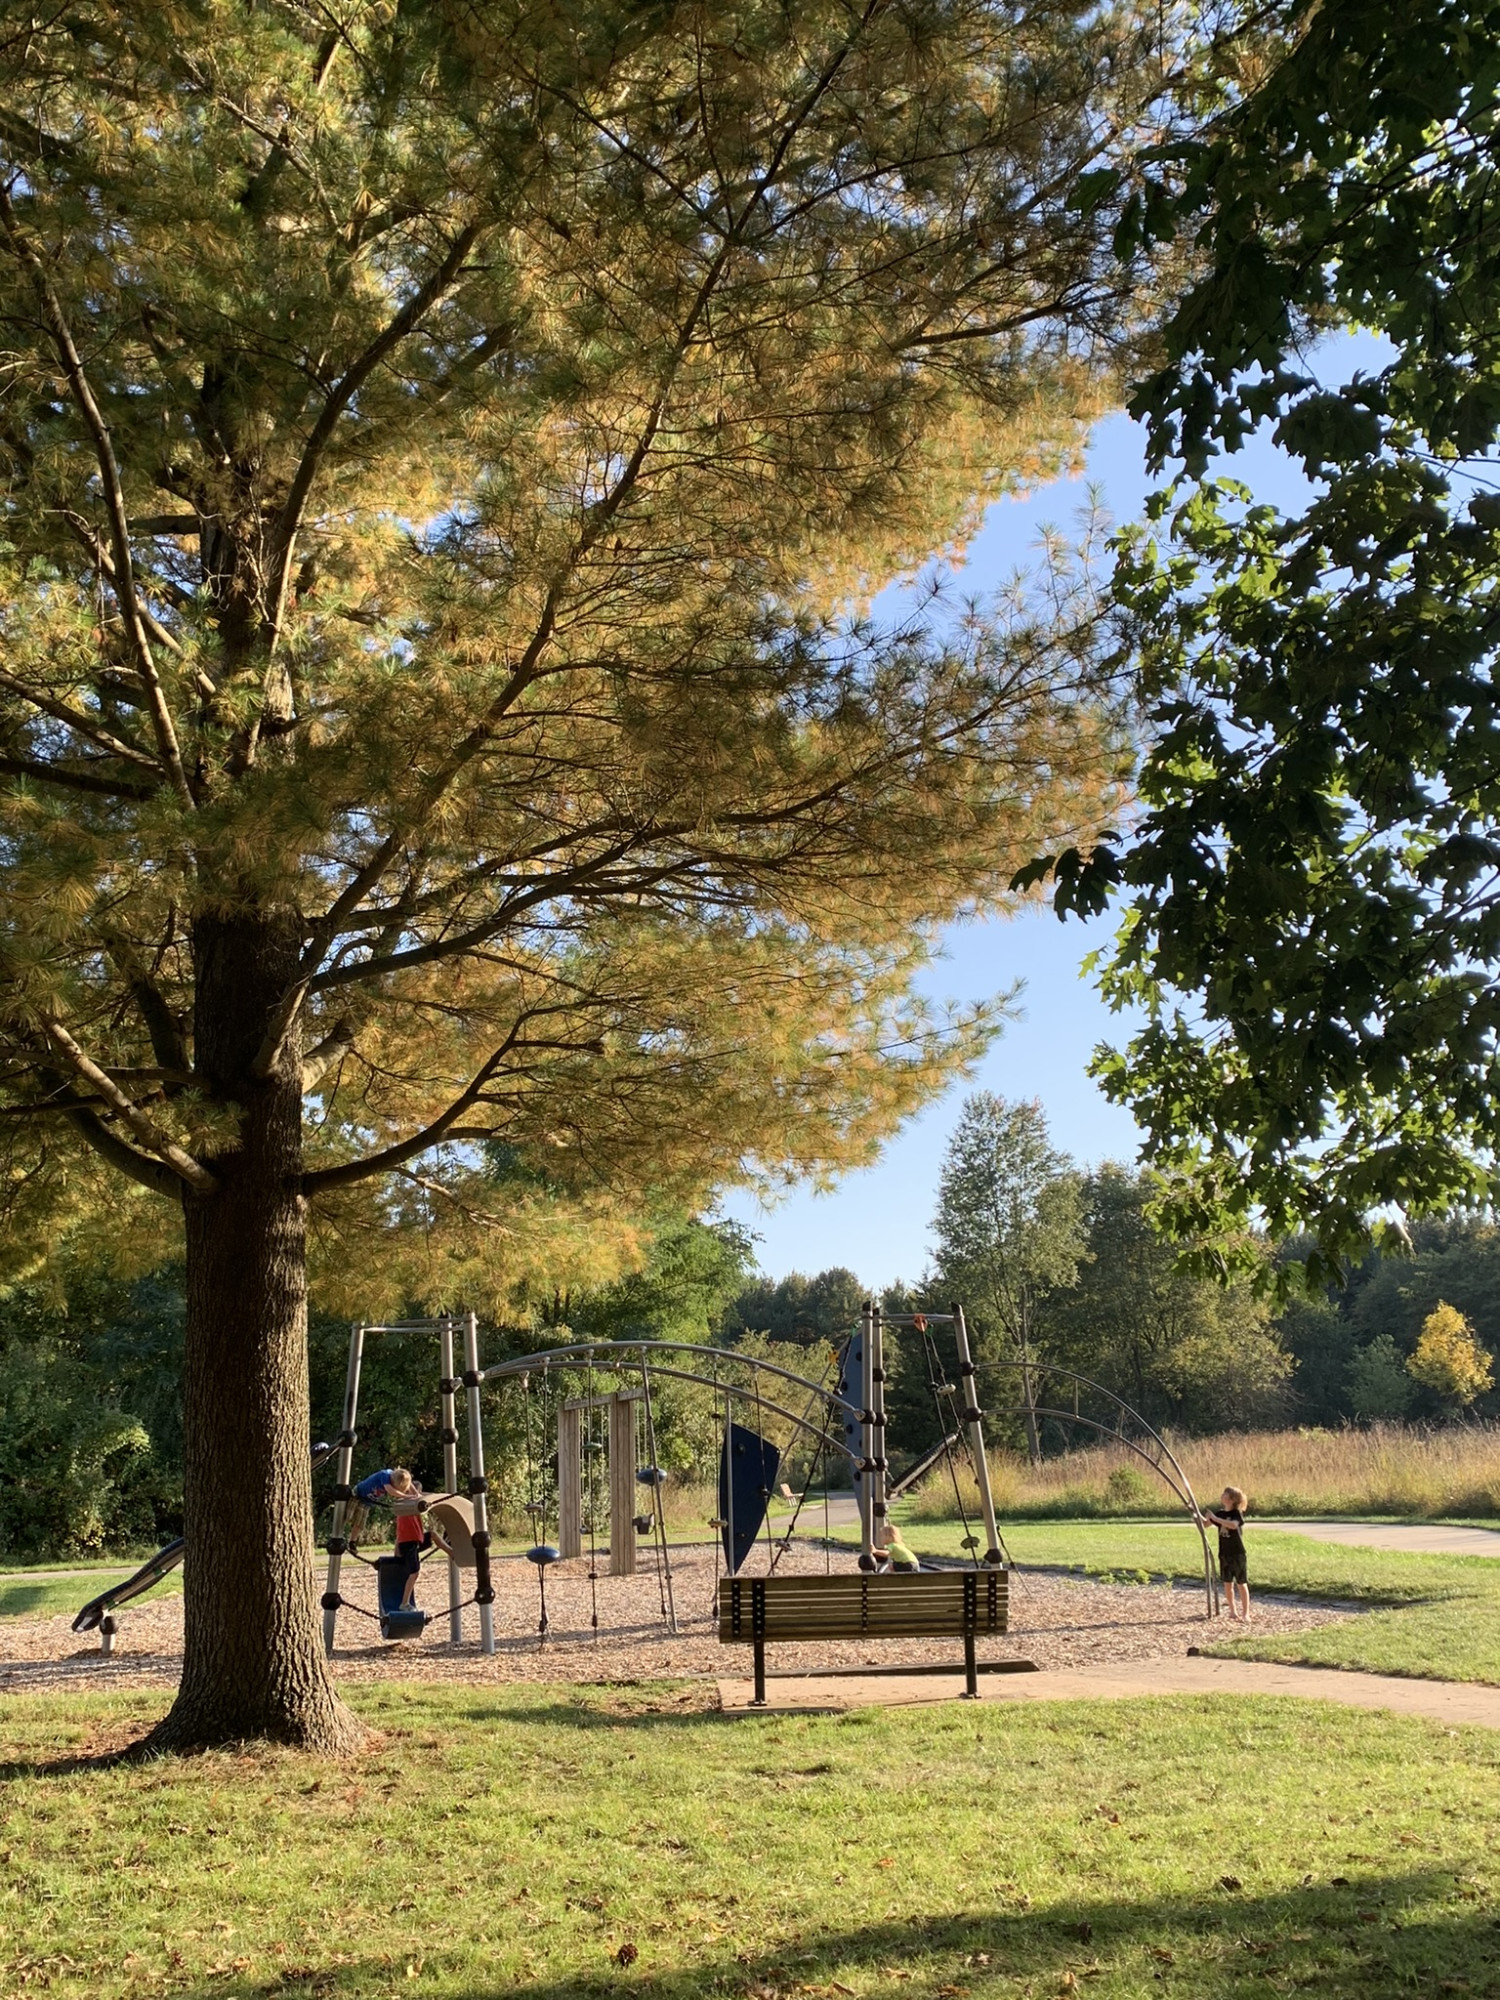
xmin=393 ymin=1541 xmax=422 ymax=1578
xmin=1219 ymin=1544 xmax=1248 ymax=1586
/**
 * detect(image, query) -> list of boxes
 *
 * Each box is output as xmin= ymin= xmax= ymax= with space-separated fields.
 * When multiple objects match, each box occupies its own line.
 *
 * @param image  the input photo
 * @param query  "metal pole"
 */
xmin=439 ymin=1318 xmax=463 ymax=1645
xmin=859 ymin=1301 xmax=876 ymax=1568
xmin=723 ymin=1389 xmax=736 ymax=1575
xmin=952 ymin=1302 xmax=1003 ymax=1567
xmin=463 ymin=1310 xmax=496 ymax=1655
xmin=869 ymin=1303 xmax=888 ymax=1558
xmin=323 ymin=1322 xmax=366 ymax=1655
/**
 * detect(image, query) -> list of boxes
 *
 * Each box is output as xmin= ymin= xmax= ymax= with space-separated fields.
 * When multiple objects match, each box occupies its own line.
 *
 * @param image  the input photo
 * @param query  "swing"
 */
xmin=522 ymin=1368 xmax=561 ymax=1641
xmin=637 ymin=1354 xmax=678 ymax=1633
xmin=374 ymin=1557 xmax=429 ymax=1641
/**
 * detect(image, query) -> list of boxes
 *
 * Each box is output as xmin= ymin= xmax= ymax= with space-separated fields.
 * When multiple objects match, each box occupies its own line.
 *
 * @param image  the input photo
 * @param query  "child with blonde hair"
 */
xmin=1201 ymin=1485 xmax=1250 ymax=1620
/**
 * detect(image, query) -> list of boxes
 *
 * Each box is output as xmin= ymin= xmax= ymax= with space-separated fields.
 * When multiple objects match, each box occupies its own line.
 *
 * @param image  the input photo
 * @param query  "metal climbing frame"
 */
xmin=963 ymin=1353 xmax=1220 ymax=1616
xmin=321 ymin=1314 xmax=497 ymax=1656
xmin=873 ymin=1306 xmax=1004 ymax=1571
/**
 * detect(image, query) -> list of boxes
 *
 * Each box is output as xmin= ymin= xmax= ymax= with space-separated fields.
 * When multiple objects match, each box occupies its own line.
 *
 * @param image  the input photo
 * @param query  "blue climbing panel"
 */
xmin=718 ymin=1422 xmax=780 ymax=1574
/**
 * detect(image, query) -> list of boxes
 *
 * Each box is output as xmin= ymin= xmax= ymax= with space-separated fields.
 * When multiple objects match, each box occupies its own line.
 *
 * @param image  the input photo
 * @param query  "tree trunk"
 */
xmin=140 ymin=912 xmax=364 ymax=1754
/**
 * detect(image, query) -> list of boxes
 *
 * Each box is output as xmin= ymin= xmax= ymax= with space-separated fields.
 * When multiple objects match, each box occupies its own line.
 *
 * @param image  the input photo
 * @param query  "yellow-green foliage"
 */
xmin=1408 ymin=1302 xmax=1496 ymax=1409
xmin=0 ymin=1 xmax=1187 ymax=1315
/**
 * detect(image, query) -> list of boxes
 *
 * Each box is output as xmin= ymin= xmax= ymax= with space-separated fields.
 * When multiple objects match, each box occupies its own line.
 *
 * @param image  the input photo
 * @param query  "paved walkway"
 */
xmin=1256 ymin=1520 xmax=1500 ymax=1557
xmin=719 ymin=1655 xmax=1500 ymax=1727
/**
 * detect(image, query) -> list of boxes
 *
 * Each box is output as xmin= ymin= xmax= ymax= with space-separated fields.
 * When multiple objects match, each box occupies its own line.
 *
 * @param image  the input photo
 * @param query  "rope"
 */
xmin=583 ymin=1352 xmax=601 ymax=1640
xmin=528 ymin=1365 xmax=553 ymax=1643
xmin=324 ymin=1595 xmax=383 ymax=1625
xmin=921 ymin=1319 xmax=980 ymax=1569
xmin=767 ymin=1339 xmax=839 ymax=1573
xmin=750 ymin=1360 xmax=777 ymax=1572
xmin=639 ymin=1355 xmax=678 ymax=1634
xmin=770 ymin=1414 xmax=833 ymax=1573
xmin=523 ymin=1369 xmax=545 ymax=1540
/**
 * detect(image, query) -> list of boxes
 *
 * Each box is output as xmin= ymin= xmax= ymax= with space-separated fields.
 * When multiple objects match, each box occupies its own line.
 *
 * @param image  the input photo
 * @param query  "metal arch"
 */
xmin=480 ymin=1340 xmax=864 ymax=1469
xmin=1024 ymin=1409 xmax=1218 ymax=1615
xmin=967 ymin=1357 xmax=1218 ymax=1616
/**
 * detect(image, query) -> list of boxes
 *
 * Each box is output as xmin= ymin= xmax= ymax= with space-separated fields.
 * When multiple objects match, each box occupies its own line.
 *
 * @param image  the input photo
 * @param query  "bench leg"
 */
xmin=753 ymin=1640 xmax=766 ymax=1707
xmin=962 ymin=1633 xmax=978 ymax=1699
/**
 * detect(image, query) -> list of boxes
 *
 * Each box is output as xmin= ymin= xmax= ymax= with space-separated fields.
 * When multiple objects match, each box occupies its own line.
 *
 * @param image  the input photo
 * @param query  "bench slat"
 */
xmin=717 ymin=1571 xmax=1007 ymax=1643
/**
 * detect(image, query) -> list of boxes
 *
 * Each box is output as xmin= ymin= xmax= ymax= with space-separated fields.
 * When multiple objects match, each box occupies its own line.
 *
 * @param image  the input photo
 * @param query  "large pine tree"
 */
xmin=0 ymin=0 xmax=1182 ymax=1748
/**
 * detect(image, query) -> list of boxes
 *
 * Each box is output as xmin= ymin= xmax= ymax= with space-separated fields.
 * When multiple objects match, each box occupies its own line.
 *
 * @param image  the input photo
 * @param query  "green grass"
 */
xmin=3 ymin=1682 xmax=1500 ymax=1999
xmin=851 ymin=1516 xmax=1500 ymax=1687
xmin=0 ymin=1568 xmax=183 ymax=1622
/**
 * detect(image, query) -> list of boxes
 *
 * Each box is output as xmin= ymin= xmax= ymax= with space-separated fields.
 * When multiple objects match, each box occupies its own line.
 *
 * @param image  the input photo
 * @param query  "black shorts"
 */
xmin=1219 ymin=1542 xmax=1247 ymax=1586
xmin=393 ymin=1540 xmax=422 ymax=1578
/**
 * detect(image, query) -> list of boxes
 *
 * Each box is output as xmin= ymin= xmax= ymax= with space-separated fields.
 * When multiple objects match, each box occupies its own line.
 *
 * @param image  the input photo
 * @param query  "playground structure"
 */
xmin=73 ymin=1298 xmax=1220 ymax=1665
xmin=321 ymin=1314 xmax=496 ymax=1652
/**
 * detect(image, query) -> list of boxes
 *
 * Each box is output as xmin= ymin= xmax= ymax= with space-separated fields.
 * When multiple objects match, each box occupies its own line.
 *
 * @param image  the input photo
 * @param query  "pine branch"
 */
xmin=0 ymin=752 xmax=153 ymax=799
xmin=0 ymin=186 xmax=195 ymax=809
xmin=266 ymin=219 xmax=482 ymax=640
xmin=37 ymin=1014 xmax=217 ymax=1193
xmin=301 ymin=1037 xmax=516 ymax=1194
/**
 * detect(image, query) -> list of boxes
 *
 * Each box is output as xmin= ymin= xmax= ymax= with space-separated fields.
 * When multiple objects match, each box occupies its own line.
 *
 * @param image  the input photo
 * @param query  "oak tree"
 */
xmin=0 ymin=0 xmax=1183 ymax=1746
xmin=1060 ymin=0 xmax=1500 ymax=1286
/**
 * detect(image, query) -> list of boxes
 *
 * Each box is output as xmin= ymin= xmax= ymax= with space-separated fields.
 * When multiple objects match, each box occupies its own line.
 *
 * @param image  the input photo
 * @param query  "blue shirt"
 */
xmin=355 ymin=1469 xmax=397 ymax=1503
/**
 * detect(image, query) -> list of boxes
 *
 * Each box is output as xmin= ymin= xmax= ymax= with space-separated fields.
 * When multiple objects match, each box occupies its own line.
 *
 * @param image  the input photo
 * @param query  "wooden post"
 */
xmin=609 ymin=1391 xmax=637 ymax=1576
xmin=558 ymin=1404 xmax=582 ymax=1558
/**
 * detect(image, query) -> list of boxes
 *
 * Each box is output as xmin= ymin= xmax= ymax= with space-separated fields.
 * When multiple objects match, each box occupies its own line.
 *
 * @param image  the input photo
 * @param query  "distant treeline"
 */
xmin=4 ymin=1192 xmax=1498 ymax=1561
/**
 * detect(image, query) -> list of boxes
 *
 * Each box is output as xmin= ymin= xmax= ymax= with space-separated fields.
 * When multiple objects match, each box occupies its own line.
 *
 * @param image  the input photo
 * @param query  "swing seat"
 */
xmin=374 ymin=1555 xmax=428 ymax=1641
xmin=526 ymin=1543 xmax=561 ymax=1566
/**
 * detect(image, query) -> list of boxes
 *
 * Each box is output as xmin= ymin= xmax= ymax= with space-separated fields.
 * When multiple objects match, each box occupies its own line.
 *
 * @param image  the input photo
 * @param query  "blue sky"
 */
xmin=720 ymin=336 xmax=1388 ymax=1290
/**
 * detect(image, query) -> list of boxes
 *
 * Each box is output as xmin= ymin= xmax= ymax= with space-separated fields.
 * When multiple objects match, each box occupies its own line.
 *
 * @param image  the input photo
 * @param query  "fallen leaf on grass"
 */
xmin=1148 ymin=1948 xmax=1174 ymax=1964
xmin=613 ymin=1941 xmax=639 ymax=1968
xmin=1219 ymin=1875 xmax=1242 ymax=1891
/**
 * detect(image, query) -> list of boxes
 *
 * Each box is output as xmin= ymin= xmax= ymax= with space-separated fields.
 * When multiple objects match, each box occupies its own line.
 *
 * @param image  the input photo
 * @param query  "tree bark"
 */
xmin=140 ymin=911 xmax=364 ymax=1754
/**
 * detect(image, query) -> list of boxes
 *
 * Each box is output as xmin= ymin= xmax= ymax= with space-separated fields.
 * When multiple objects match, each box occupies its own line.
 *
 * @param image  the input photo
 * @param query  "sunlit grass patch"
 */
xmin=1 ymin=1682 xmax=1497 ymax=1999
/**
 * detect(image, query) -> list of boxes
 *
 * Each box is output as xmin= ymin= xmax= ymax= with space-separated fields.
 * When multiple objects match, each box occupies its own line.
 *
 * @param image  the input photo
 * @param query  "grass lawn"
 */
xmin=0 ymin=1568 xmax=183 ymax=1622
xmin=859 ymin=1517 xmax=1500 ymax=1687
xmin=2 ymin=1682 xmax=1499 ymax=1999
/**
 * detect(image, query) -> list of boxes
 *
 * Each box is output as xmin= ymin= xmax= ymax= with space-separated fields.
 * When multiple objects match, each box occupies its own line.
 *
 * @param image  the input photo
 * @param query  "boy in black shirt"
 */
xmin=1202 ymin=1486 xmax=1250 ymax=1620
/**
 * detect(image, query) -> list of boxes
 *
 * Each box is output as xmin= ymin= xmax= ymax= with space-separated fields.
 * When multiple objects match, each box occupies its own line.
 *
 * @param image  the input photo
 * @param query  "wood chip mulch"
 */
xmin=0 ymin=1541 xmax=1357 ymax=1699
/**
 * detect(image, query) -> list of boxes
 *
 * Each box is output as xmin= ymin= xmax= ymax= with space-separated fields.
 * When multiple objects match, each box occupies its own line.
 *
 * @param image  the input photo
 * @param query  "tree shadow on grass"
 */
xmin=170 ymin=1871 xmax=1499 ymax=2000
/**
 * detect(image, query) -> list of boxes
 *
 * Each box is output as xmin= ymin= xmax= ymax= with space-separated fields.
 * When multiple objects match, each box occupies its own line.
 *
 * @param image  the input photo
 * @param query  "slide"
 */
xmin=71 ymin=1539 xmax=184 ymax=1634
xmin=72 ymin=1440 xmax=339 ymax=1645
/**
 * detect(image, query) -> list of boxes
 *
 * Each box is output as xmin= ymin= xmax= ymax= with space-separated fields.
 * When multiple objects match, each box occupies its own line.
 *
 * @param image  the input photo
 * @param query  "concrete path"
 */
xmin=719 ymin=1655 xmax=1500 ymax=1728
xmin=1256 ymin=1520 xmax=1500 ymax=1557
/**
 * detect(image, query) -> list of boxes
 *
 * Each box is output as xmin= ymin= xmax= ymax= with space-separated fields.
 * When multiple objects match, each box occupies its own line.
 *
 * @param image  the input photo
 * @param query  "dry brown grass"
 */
xmin=903 ymin=1422 xmax=1500 ymax=1521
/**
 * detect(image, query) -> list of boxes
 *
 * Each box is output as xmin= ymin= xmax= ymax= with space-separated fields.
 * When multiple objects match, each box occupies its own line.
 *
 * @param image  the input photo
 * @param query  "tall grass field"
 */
xmin=904 ymin=1421 xmax=1500 ymax=1521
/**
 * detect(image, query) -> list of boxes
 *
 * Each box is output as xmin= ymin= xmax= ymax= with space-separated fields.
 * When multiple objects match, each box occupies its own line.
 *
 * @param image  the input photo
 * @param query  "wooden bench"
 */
xmin=718 ymin=1569 xmax=1008 ymax=1704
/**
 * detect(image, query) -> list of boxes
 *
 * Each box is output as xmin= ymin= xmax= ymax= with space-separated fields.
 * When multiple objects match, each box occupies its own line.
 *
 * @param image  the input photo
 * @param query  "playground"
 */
xmin=0 ymin=1537 xmax=1355 ymax=1696
xmin=1 ymin=1307 xmax=1359 ymax=1702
